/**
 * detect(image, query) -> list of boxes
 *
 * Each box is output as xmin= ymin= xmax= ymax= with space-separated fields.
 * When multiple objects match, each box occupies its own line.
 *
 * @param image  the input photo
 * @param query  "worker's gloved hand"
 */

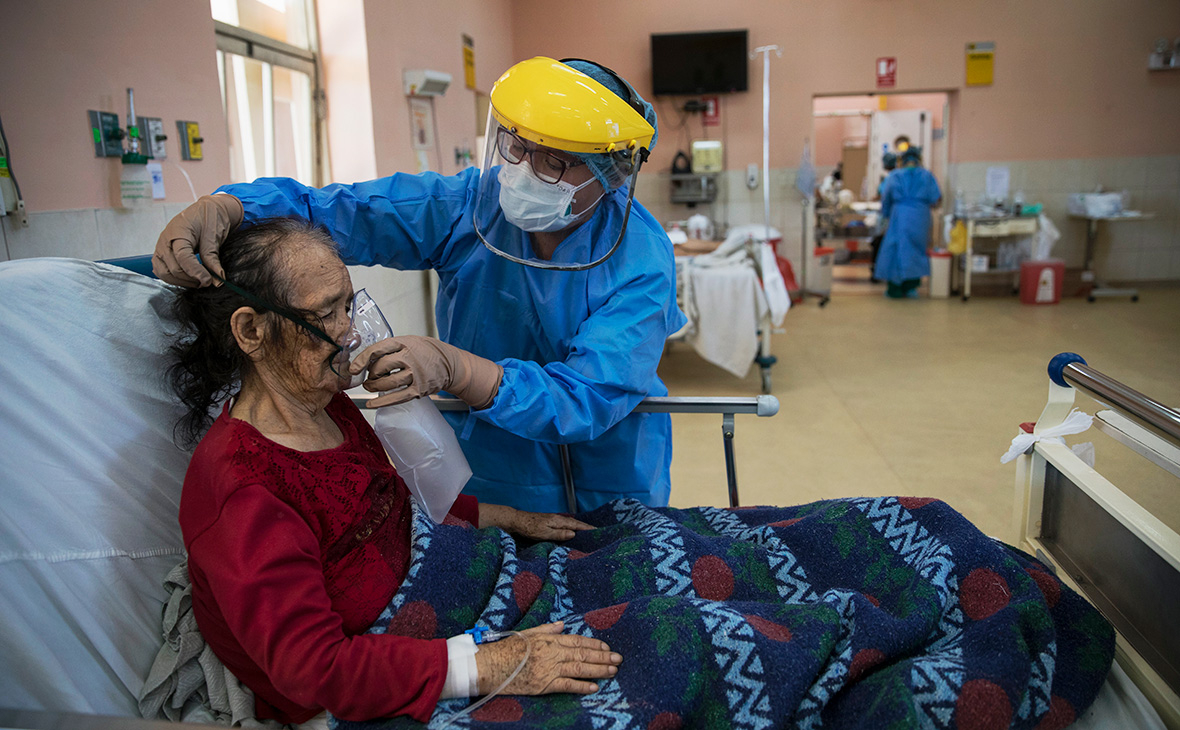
xmin=152 ymin=194 xmax=244 ymax=287
xmin=354 ymin=335 xmax=503 ymax=410
xmin=474 ymin=622 xmax=621 ymax=696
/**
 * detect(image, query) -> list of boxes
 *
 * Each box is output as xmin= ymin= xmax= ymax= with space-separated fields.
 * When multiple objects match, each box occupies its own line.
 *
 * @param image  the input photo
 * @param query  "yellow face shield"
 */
xmin=489 ymin=57 xmax=654 ymax=156
xmin=472 ymin=58 xmax=655 ymax=271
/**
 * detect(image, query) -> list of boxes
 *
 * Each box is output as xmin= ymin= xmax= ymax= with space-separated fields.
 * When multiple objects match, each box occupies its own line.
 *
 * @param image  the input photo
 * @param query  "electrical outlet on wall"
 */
xmin=747 ymin=163 xmax=759 ymax=190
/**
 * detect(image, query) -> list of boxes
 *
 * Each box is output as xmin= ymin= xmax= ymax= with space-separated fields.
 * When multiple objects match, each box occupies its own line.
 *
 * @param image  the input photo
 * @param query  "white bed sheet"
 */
xmin=1072 ymin=660 xmax=1166 ymax=729
xmin=0 ymin=258 xmax=190 ymax=716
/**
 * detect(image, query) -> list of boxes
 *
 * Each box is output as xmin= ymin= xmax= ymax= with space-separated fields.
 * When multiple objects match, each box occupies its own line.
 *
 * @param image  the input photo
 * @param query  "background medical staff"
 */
xmin=874 ymin=146 xmax=942 ymax=299
xmin=870 ymin=151 xmax=899 ymax=282
xmin=152 ymin=57 xmax=686 ymax=514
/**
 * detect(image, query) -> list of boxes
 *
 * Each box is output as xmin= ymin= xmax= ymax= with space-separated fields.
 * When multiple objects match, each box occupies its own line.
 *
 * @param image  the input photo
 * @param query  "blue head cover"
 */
xmin=882 ymin=152 xmax=898 ymax=171
xmin=901 ymin=146 xmax=923 ymax=165
xmin=562 ymin=59 xmax=659 ymax=189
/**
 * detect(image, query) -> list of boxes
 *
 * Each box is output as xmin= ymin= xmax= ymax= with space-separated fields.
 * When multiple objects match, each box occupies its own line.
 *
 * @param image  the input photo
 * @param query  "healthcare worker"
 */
xmin=873 ymin=146 xmax=941 ymax=299
xmin=876 ymin=151 xmax=898 ymax=200
xmin=869 ymin=151 xmax=898 ymax=282
xmin=152 ymin=57 xmax=686 ymax=513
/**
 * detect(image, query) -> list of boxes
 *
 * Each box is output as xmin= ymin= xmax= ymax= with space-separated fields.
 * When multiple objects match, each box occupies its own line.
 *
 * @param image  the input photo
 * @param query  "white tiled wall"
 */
xmin=637 ymin=167 xmax=810 ymax=274
xmin=948 ymin=155 xmax=1180 ymax=281
xmin=635 ymin=155 xmax=1180 ymax=283
xmin=0 ymin=203 xmax=435 ymax=336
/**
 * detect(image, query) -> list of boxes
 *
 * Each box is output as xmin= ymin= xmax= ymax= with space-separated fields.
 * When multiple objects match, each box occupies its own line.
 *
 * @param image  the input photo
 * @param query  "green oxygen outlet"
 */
xmin=88 ymin=110 xmax=124 ymax=157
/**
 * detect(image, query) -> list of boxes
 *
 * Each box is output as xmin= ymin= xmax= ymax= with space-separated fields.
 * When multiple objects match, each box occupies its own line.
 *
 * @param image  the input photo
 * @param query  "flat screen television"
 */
xmin=650 ymin=30 xmax=749 ymax=95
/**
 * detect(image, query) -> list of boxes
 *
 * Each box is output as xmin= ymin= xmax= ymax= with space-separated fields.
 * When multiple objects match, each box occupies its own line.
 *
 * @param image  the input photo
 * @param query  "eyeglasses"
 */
xmin=496 ymin=128 xmax=585 ymax=185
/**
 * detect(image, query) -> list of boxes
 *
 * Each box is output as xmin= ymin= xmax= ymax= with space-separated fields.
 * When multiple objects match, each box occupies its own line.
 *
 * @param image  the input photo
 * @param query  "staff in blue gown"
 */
xmin=874 ymin=146 xmax=942 ymax=299
xmin=870 ymin=151 xmax=898 ymax=282
xmin=152 ymin=57 xmax=686 ymax=513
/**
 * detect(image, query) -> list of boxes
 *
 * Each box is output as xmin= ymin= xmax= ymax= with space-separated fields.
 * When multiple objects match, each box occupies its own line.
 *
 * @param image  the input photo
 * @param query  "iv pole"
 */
xmin=751 ymin=44 xmax=782 ymax=394
xmin=752 ymin=45 xmax=781 ymax=255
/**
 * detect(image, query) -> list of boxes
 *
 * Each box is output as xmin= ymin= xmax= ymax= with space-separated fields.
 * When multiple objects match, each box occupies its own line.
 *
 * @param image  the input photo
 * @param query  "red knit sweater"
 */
xmin=180 ymin=393 xmax=480 ymax=724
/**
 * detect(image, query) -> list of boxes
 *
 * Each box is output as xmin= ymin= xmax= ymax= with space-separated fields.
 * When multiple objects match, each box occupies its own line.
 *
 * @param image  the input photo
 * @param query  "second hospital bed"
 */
xmin=670 ymin=225 xmax=792 ymax=394
xmin=0 ymin=256 xmax=1176 ymax=729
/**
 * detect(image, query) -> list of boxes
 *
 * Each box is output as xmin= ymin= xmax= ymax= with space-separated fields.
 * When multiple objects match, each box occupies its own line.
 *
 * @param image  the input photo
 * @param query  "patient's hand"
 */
xmin=475 ymin=621 xmax=621 ymax=696
xmin=478 ymin=504 xmax=594 ymax=541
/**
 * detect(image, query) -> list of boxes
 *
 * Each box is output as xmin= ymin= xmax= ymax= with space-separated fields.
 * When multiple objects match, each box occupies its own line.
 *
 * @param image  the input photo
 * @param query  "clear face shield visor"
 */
xmin=472 ymin=110 xmax=648 ymax=272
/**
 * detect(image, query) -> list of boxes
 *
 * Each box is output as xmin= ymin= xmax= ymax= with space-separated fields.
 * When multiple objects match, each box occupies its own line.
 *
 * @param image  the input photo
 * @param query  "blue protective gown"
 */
xmin=218 ymin=168 xmax=687 ymax=513
xmin=874 ymin=166 xmax=942 ymax=283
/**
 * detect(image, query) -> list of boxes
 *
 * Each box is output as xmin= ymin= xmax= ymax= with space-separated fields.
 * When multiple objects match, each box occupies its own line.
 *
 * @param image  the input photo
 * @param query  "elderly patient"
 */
xmin=170 ymin=217 xmax=1114 ymax=730
xmin=169 ymin=218 xmax=619 ymax=724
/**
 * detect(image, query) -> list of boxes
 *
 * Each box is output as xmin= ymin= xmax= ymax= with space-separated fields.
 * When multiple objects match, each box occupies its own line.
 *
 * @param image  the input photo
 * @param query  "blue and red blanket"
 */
xmin=336 ymin=497 xmax=1113 ymax=729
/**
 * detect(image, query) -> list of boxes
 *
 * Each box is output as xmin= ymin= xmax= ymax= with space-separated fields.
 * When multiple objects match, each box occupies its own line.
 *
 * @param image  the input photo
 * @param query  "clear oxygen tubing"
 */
xmin=437 ymin=630 xmax=531 ymax=729
xmin=752 ymin=45 xmax=782 ymax=250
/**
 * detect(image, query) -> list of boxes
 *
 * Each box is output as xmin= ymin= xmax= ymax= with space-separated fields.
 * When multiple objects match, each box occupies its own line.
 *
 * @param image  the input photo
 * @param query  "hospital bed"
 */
xmin=0 ymin=257 xmax=1176 ymax=729
xmin=670 ymin=226 xmax=791 ymax=394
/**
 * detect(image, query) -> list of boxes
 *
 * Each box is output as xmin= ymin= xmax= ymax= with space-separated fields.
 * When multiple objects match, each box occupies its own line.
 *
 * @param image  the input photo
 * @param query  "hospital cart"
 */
xmin=1069 ymin=212 xmax=1154 ymax=302
xmin=954 ymin=214 xmax=1038 ymax=301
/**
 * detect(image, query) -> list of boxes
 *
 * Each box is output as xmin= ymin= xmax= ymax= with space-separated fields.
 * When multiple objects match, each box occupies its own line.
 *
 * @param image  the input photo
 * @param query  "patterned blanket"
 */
xmin=335 ymin=497 xmax=1113 ymax=730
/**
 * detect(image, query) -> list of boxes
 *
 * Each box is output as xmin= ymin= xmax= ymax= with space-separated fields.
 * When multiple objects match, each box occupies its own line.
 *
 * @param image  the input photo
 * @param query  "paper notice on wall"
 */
xmin=416 ymin=149 xmax=432 ymax=174
xmin=966 ymin=42 xmax=995 ymax=86
xmin=409 ymin=97 xmax=435 ymax=151
xmin=147 ymin=162 xmax=166 ymax=199
xmin=985 ymin=166 xmax=1010 ymax=202
xmin=463 ymin=34 xmax=476 ymax=90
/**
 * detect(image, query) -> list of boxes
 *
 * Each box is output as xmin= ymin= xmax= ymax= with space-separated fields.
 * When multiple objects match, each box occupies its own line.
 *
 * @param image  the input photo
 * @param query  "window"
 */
xmin=212 ymin=0 xmax=324 ymax=186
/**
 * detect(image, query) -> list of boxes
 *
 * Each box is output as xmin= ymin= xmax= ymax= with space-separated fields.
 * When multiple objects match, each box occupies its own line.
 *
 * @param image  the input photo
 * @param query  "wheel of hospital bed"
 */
xmin=0 ymin=257 xmax=193 ymax=721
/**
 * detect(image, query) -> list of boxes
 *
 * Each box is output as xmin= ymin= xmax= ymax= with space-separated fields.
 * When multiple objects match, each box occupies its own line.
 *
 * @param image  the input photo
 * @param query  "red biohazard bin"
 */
xmin=1019 ymin=259 xmax=1065 ymax=305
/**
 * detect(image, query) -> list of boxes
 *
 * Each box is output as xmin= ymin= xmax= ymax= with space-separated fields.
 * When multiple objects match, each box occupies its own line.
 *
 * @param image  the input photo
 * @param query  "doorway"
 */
xmin=811 ymin=92 xmax=951 ymax=295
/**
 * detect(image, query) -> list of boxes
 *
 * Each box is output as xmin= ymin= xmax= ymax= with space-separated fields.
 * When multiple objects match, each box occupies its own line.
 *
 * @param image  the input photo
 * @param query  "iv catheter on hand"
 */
xmin=437 ymin=628 xmax=531 ymax=729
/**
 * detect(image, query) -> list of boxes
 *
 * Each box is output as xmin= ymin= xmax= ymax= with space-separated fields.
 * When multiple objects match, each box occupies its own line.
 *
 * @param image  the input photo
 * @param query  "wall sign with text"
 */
xmin=876 ymin=57 xmax=897 ymax=88
xmin=966 ymin=42 xmax=995 ymax=86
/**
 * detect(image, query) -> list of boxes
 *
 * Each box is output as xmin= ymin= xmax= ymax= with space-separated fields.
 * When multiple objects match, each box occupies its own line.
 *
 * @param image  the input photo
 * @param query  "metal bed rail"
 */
xmin=1027 ymin=353 xmax=1180 ymax=722
xmin=356 ymin=394 xmax=781 ymax=511
xmin=1052 ymin=354 xmax=1180 ymax=447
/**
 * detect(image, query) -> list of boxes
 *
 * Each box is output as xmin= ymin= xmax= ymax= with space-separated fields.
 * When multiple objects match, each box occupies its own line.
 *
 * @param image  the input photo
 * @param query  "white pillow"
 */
xmin=0 ymin=258 xmax=190 ymax=716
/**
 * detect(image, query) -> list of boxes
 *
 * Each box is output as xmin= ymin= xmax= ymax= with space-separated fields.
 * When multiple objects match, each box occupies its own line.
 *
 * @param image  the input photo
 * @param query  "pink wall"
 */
xmin=0 ymin=1 xmax=230 ymax=212
xmin=510 ymin=0 xmax=1180 ymax=173
xmin=5 ymin=0 xmax=1178 ymax=213
xmin=362 ymin=0 xmax=514 ymax=179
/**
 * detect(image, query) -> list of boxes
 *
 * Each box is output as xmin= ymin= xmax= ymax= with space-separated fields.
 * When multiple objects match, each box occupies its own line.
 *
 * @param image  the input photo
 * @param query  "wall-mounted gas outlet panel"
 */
xmin=88 ymin=110 xmax=124 ymax=157
xmin=139 ymin=117 xmax=167 ymax=159
xmin=177 ymin=121 xmax=203 ymax=161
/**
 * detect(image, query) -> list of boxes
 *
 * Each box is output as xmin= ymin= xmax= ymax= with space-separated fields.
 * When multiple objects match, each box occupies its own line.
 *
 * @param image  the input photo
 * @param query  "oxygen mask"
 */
xmin=342 ymin=289 xmax=393 ymax=389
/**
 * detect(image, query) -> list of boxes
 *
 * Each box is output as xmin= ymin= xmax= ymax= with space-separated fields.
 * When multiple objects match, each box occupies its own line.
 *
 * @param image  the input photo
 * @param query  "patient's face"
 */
xmin=269 ymin=243 xmax=354 ymax=398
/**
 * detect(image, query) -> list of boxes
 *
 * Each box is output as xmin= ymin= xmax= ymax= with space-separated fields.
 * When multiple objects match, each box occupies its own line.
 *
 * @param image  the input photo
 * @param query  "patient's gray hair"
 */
xmin=167 ymin=218 xmax=340 ymax=447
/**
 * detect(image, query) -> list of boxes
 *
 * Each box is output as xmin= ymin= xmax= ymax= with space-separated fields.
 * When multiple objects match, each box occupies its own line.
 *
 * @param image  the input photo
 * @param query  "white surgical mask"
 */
xmin=497 ymin=162 xmax=599 ymax=233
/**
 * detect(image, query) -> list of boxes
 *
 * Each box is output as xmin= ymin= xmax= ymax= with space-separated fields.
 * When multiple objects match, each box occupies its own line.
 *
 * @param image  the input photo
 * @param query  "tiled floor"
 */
xmin=658 ymin=285 xmax=1180 ymax=545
